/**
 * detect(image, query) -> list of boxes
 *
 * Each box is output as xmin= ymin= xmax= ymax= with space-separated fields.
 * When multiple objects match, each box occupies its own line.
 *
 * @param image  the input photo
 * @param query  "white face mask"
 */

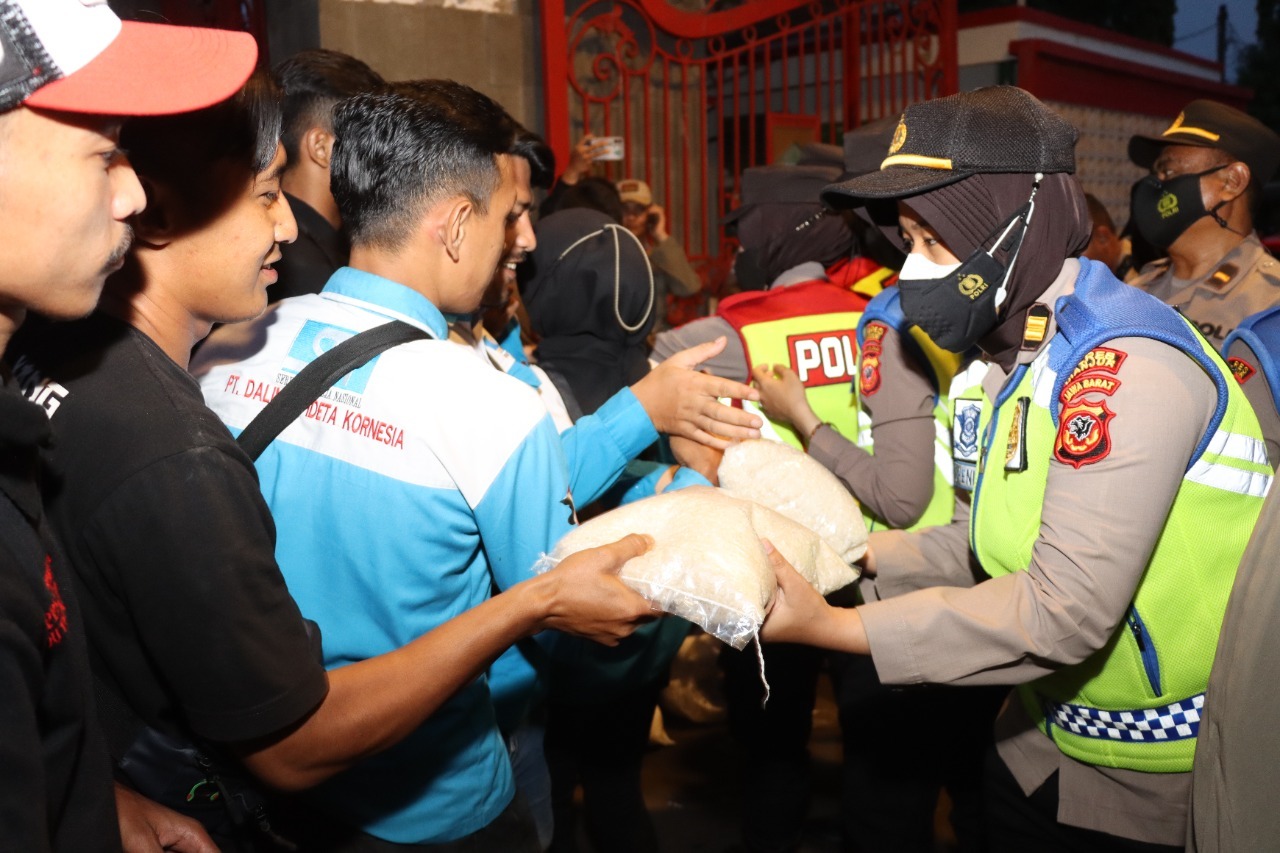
xmin=898 ymin=253 xmax=961 ymax=282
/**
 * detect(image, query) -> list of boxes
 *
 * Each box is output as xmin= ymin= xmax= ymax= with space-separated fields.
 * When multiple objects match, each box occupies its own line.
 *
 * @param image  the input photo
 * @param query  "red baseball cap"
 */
xmin=3 ymin=0 xmax=257 ymax=116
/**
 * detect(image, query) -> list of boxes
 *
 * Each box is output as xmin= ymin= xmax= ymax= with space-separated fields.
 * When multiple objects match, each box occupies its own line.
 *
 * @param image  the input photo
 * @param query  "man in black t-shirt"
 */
xmin=270 ymin=50 xmax=385 ymax=301
xmin=0 ymin=2 xmax=258 ymax=851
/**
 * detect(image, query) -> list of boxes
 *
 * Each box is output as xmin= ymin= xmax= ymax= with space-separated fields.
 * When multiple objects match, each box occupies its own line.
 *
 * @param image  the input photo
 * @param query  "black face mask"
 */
xmin=898 ymin=202 xmax=1033 ymax=353
xmin=1131 ymin=164 xmax=1228 ymax=250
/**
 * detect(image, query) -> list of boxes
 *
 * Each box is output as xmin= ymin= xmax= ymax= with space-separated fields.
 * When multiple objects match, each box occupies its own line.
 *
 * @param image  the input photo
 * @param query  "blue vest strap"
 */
xmin=1049 ymin=259 xmax=1229 ymax=469
xmin=1224 ymin=304 xmax=1280 ymax=417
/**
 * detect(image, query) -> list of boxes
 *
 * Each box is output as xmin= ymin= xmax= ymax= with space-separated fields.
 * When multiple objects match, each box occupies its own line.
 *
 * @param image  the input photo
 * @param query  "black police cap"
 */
xmin=1128 ymin=99 xmax=1280 ymax=186
xmin=822 ymin=86 xmax=1077 ymax=208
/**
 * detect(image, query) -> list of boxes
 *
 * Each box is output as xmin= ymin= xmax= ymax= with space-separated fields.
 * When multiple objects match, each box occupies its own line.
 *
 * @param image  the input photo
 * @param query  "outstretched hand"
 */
xmin=751 ymin=363 xmax=820 ymax=437
xmin=633 ymin=337 xmax=763 ymax=449
xmin=541 ymin=533 xmax=658 ymax=645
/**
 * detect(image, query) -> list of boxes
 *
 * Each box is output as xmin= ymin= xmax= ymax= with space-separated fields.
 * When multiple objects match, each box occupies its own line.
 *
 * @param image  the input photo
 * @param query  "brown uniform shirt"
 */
xmin=861 ymin=259 xmax=1218 ymax=846
xmin=1130 ymin=233 xmax=1280 ymax=350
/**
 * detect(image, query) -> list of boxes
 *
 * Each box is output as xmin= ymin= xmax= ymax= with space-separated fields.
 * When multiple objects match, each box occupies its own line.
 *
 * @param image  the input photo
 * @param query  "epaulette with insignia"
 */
xmin=1209 ymin=263 xmax=1238 ymax=289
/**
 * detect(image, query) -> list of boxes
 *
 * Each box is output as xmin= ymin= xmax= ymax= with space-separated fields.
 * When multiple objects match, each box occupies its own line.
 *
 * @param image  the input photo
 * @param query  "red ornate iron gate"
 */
xmin=541 ymin=0 xmax=958 ymax=293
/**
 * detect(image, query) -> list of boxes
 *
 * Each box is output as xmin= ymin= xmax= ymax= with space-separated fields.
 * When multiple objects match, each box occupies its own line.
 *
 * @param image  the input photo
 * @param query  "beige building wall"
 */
xmin=1049 ymin=101 xmax=1167 ymax=232
xmin=318 ymin=0 xmax=542 ymax=130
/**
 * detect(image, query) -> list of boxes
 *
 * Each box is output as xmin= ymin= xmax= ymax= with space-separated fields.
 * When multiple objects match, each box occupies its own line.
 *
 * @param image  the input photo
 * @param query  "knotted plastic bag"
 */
xmin=718 ymin=438 xmax=869 ymax=564
xmin=538 ymin=486 xmax=857 ymax=649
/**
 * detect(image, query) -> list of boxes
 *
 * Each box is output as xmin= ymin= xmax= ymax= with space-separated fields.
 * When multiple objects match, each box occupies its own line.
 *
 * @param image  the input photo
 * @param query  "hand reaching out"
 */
xmin=632 ymin=337 xmax=763 ymax=449
xmin=751 ymin=363 xmax=820 ymax=438
xmin=759 ymin=540 xmax=869 ymax=653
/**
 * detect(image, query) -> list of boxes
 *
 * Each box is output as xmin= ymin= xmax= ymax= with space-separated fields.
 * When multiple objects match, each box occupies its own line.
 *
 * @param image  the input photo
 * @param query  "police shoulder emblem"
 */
xmin=859 ymin=322 xmax=888 ymax=396
xmin=889 ymin=116 xmax=907 ymax=155
xmin=1054 ymin=398 xmax=1114 ymax=469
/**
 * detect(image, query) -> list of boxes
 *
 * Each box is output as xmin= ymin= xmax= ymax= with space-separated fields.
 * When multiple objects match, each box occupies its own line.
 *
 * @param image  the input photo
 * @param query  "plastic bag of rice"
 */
xmin=539 ymin=486 xmax=857 ymax=649
xmin=718 ymin=438 xmax=868 ymax=564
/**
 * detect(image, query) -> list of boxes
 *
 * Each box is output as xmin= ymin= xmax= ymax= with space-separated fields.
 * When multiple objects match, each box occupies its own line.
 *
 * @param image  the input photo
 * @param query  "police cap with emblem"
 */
xmin=821 ymin=85 xmax=1077 ymax=207
xmin=1128 ymin=99 xmax=1280 ymax=187
xmin=0 ymin=0 xmax=257 ymax=116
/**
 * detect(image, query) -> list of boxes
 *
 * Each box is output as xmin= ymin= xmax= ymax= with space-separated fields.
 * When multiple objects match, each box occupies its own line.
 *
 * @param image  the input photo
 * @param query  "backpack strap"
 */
xmin=236 ymin=320 xmax=429 ymax=461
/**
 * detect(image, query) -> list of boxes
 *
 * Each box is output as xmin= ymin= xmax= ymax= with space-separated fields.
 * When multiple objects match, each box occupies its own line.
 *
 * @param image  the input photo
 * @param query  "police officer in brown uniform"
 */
xmin=761 ymin=86 xmax=1271 ymax=852
xmin=1127 ymin=100 xmax=1280 ymax=350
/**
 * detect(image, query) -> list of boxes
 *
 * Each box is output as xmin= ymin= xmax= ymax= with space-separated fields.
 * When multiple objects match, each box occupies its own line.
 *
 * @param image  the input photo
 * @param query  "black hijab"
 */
xmin=518 ymin=208 xmax=656 ymax=416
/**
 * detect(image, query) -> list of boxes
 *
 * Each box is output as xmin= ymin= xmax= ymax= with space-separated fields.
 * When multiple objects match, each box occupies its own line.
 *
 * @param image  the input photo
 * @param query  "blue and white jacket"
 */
xmin=196 ymin=267 xmax=656 ymax=844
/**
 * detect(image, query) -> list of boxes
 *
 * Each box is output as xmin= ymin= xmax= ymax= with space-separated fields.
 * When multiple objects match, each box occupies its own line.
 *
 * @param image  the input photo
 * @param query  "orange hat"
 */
xmin=4 ymin=0 xmax=257 ymax=116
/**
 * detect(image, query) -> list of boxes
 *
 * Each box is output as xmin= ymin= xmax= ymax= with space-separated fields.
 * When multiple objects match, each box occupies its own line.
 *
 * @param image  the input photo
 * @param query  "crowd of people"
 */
xmin=5 ymin=3 xmax=1280 ymax=853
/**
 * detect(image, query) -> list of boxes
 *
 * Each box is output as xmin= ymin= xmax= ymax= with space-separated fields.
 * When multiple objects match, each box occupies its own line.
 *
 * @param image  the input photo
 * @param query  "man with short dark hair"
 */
xmin=271 ymin=49 xmax=385 ymax=300
xmin=0 ymin=1 xmax=256 ymax=849
xmin=1127 ymin=100 xmax=1280 ymax=348
xmin=194 ymin=79 xmax=761 ymax=848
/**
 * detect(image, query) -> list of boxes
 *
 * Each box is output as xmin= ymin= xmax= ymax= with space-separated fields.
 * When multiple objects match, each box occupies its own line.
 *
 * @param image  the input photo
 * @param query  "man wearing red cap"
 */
xmin=0 ymin=2 xmax=257 ymax=850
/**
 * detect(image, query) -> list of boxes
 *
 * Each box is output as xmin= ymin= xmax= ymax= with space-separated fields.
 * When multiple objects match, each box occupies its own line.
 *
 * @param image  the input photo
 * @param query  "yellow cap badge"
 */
xmin=888 ymin=116 xmax=907 ymax=155
xmin=958 ymin=273 xmax=988 ymax=300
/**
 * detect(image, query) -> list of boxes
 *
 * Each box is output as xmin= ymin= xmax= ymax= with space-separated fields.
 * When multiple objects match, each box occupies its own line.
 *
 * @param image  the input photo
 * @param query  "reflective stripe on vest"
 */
xmin=1186 ymin=429 xmax=1273 ymax=497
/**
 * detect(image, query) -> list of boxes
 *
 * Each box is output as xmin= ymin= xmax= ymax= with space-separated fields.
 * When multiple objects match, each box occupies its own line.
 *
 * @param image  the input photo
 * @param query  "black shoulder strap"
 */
xmin=236 ymin=320 xmax=429 ymax=461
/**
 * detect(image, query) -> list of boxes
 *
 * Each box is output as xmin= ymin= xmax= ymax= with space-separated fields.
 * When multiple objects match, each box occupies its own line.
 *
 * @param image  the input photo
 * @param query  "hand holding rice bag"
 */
xmin=539 ymin=486 xmax=857 ymax=649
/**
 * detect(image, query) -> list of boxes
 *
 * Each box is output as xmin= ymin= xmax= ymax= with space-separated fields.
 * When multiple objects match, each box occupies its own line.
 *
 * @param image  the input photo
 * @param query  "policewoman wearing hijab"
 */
xmin=519 ymin=207 xmax=656 ymax=418
xmin=758 ymin=86 xmax=1271 ymax=852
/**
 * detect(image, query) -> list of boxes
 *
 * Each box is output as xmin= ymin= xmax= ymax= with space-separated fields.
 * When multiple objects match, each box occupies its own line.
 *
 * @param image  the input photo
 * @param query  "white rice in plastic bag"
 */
xmin=539 ymin=486 xmax=857 ymax=649
xmin=718 ymin=438 xmax=869 ymax=564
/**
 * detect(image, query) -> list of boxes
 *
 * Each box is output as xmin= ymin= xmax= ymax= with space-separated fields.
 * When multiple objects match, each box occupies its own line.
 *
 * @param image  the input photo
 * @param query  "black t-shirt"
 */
xmin=9 ymin=313 xmax=327 ymax=750
xmin=0 ymin=378 xmax=120 ymax=852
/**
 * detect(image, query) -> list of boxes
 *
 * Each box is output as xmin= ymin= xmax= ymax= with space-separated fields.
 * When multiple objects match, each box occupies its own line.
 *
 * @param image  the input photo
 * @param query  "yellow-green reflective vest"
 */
xmin=970 ymin=265 xmax=1269 ymax=773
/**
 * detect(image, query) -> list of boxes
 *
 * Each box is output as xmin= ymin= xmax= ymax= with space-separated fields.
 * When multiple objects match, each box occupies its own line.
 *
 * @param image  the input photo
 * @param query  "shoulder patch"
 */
xmin=1227 ymin=356 xmax=1257 ymax=385
xmin=1054 ymin=398 xmax=1114 ymax=469
xmin=1064 ymin=347 xmax=1127 ymax=384
xmin=859 ymin=322 xmax=888 ymax=396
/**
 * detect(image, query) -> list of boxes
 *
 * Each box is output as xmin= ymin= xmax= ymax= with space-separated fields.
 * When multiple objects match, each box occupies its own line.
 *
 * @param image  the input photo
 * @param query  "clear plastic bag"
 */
xmin=718 ymin=438 xmax=869 ymax=564
xmin=538 ymin=486 xmax=858 ymax=649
